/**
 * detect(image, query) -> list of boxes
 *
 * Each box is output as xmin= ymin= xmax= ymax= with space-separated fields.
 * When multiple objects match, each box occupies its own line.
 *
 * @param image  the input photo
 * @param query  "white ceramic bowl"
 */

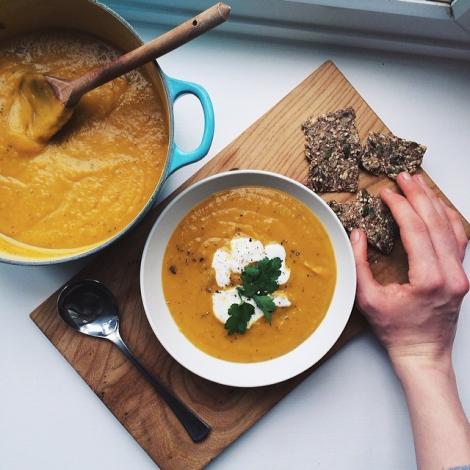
xmin=140 ymin=170 xmax=356 ymax=387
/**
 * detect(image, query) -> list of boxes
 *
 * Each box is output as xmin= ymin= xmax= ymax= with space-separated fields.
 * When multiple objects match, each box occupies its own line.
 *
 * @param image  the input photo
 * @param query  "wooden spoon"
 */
xmin=11 ymin=3 xmax=230 ymax=144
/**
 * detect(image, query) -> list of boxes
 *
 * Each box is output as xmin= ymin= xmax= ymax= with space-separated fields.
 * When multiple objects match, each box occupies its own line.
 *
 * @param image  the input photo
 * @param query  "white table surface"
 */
xmin=1 ymin=21 xmax=469 ymax=470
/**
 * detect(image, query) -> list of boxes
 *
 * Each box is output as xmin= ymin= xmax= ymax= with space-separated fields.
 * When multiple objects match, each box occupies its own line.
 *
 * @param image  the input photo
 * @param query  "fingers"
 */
xmin=396 ymin=173 xmax=461 ymax=265
xmin=439 ymin=199 xmax=468 ymax=261
xmin=380 ymin=186 xmax=439 ymax=286
xmin=415 ymin=175 xmax=451 ymax=224
xmin=413 ymin=174 xmax=461 ymax=261
xmin=350 ymin=229 xmax=381 ymax=312
xmin=403 ymin=173 xmax=467 ymax=261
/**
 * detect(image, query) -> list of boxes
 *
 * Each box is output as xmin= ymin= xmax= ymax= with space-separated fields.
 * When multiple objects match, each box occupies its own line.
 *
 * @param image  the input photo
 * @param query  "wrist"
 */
xmin=390 ymin=349 xmax=454 ymax=385
xmin=391 ymin=350 xmax=470 ymax=469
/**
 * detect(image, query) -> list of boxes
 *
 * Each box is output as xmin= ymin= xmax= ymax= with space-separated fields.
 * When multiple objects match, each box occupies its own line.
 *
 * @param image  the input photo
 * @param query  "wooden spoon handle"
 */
xmin=66 ymin=3 xmax=230 ymax=106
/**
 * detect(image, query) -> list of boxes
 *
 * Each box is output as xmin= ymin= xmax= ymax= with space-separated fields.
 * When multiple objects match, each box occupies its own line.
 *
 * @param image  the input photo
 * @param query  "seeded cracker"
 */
xmin=328 ymin=189 xmax=398 ymax=254
xmin=302 ymin=107 xmax=361 ymax=192
xmin=361 ymin=132 xmax=426 ymax=180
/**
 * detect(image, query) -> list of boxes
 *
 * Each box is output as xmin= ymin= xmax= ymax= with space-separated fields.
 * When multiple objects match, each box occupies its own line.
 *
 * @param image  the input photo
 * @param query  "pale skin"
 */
xmin=350 ymin=172 xmax=470 ymax=470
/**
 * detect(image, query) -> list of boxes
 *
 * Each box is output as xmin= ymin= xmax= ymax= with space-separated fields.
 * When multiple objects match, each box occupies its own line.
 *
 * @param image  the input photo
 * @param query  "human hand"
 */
xmin=350 ymin=172 xmax=469 ymax=371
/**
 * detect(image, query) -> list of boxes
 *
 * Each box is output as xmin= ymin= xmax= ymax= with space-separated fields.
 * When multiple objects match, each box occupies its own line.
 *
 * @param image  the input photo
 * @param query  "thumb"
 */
xmin=350 ymin=229 xmax=380 ymax=308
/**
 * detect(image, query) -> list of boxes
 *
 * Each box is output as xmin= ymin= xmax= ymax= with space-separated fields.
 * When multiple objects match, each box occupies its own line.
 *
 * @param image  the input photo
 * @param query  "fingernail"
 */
xmin=351 ymin=229 xmax=361 ymax=243
xmin=400 ymin=172 xmax=411 ymax=181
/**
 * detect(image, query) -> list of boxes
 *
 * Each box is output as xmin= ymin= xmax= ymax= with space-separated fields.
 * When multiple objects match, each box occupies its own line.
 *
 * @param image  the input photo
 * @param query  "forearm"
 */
xmin=393 ymin=355 xmax=470 ymax=470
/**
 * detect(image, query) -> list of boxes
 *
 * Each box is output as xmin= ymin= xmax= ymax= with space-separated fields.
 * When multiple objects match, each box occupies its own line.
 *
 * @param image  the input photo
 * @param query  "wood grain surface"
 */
xmin=30 ymin=61 xmax=470 ymax=470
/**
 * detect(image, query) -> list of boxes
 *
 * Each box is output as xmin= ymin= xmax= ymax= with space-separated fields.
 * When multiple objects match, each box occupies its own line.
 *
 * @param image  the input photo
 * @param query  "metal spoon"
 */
xmin=57 ymin=279 xmax=211 ymax=443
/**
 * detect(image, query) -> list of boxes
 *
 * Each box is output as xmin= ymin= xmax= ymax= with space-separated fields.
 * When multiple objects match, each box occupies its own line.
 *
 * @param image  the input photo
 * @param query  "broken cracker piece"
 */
xmin=328 ymin=189 xmax=398 ymax=255
xmin=302 ymin=107 xmax=361 ymax=192
xmin=307 ymin=144 xmax=359 ymax=192
xmin=361 ymin=132 xmax=426 ymax=180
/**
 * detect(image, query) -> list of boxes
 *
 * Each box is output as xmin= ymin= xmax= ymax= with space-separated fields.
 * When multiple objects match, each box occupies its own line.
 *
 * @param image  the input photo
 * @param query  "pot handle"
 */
xmin=165 ymin=75 xmax=215 ymax=176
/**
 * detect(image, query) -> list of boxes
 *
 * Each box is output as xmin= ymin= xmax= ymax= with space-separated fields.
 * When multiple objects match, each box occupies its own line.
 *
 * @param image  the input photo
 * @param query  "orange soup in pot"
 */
xmin=0 ymin=31 xmax=168 ymax=254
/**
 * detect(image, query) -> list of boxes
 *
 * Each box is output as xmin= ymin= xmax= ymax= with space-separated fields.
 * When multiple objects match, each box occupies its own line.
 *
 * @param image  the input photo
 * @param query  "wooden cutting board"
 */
xmin=30 ymin=61 xmax=470 ymax=469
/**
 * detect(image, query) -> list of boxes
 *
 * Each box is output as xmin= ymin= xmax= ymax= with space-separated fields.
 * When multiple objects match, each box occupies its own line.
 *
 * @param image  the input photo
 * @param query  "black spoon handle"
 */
xmin=108 ymin=331 xmax=211 ymax=443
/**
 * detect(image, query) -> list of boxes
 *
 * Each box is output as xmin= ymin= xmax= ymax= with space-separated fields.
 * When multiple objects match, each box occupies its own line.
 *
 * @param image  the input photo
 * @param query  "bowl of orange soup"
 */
xmin=141 ymin=170 xmax=356 ymax=387
xmin=0 ymin=0 xmax=214 ymax=264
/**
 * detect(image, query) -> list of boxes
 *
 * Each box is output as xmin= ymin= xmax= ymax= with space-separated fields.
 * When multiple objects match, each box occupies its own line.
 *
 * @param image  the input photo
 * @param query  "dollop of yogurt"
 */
xmin=212 ymin=237 xmax=290 ymax=288
xmin=211 ymin=237 xmax=291 ymax=328
xmin=212 ymin=288 xmax=291 ymax=328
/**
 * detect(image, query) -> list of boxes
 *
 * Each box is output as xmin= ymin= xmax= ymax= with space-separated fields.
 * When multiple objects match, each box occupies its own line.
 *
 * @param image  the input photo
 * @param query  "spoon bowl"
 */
xmin=58 ymin=279 xmax=119 ymax=337
xmin=8 ymin=73 xmax=73 ymax=145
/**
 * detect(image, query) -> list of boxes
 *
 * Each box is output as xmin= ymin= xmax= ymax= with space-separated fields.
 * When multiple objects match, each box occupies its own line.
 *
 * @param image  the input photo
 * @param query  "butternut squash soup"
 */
xmin=162 ymin=187 xmax=337 ymax=363
xmin=0 ymin=31 xmax=168 ymax=254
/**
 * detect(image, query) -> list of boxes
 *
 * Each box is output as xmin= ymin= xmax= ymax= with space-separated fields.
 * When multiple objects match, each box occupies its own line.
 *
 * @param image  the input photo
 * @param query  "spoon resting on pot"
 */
xmin=8 ymin=2 xmax=230 ymax=145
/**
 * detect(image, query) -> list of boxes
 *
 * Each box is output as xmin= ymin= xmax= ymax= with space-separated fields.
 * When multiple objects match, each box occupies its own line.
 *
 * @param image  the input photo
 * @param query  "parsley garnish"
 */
xmin=253 ymin=294 xmax=276 ymax=323
xmin=238 ymin=257 xmax=282 ymax=298
xmin=225 ymin=302 xmax=255 ymax=335
xmin=224 ymin=257 xmax=283 ymax=334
